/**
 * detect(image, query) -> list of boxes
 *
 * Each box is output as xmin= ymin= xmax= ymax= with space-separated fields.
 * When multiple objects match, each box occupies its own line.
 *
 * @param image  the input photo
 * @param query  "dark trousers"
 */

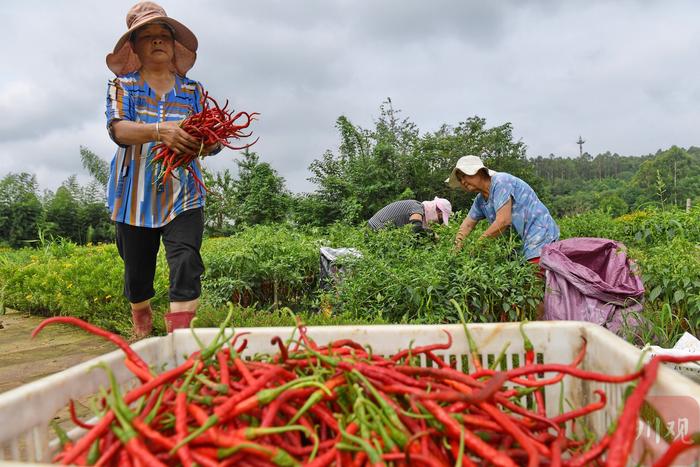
xmin=115 ymin=208 xmax=205 ymax=303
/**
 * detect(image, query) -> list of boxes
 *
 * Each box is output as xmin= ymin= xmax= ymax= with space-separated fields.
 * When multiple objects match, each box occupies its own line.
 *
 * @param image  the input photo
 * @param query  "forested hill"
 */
xmin=533 ymin=146 xmax=700 ymax=217
xmin=2 ymin=99 xmax=699 ymax=246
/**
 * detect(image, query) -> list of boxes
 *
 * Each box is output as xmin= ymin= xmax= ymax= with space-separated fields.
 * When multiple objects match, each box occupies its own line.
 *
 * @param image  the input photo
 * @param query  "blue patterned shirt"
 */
xmin=468 ymin=172 xmax=559 ymax=259
xmin=105 ymin=71 xmax=206 ymax=227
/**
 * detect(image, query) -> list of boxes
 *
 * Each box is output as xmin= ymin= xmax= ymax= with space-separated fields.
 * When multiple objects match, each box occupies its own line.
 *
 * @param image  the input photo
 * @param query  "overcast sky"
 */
xmin=2 ymin=0 xmax=700 ymax=194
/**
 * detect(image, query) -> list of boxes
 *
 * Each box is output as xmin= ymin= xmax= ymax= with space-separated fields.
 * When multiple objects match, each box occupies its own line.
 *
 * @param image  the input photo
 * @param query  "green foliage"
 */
xmin=79 ymin=146 xmax=110 ymax=188
xmin=598 ymin=193 xmax=628 ymax=218
xmin=44 ymin=185 xmax=81 ymax=241
xmin=0 ymin=239 xmax=169 ymax=334
xmin=557 ymin=210 xmax=621 ymax=241
xmin=533 ymin=151 xmax=650 ymax=185
xmin=230 ymin=150 xmax=290 ymax=227
xmin=326 ymin=225 xmax=542 ymax=324
xmin=631 ymin=238 xmax=700 ymax=329
xmin=0 ymin=172 xmax=43 ymax=247
xmin=304 ymin=100 xmax=532 ymax=226
xmin=632 ymin=146 xmax=698 ymax=208
xmin=195 ymin=306 xmax=388 ymax=329
xmin=559 ymin=209 xmax=700 ymax=341
xmin=41 ymin=176 xmax=114 ymax=244
xmin=614 ymin=207 xmax=700 ymax=246
xmin=558 ymin=204 xmax=700 ymax=250
xmin=202 ymin=168 xmax=237 ymax=236
xmin=536 ymin=146 xmax=700 ymax=216
xmin=1 ymin=208 xmax=700 ymax=344
xmin=0 ymin=221 xmax=543 ymax=333
xmin=203 ymin=151 xmax=290 ymax=235
xmin=201 ymin=225 xmax=318 ymax=309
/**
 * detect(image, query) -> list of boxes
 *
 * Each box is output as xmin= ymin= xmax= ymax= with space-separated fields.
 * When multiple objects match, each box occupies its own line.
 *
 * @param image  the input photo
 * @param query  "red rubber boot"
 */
xmin=165 ymin=311 xmax=195 ymax=333
xmin=131 ymin=305 xmax=153 ymax=339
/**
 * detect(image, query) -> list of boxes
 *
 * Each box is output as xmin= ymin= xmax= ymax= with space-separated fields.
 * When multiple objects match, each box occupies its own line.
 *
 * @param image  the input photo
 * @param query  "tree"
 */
xmin=305 ymin=100 xmax=535 ymax=226
xmin=202 ymin=167 xmax=237 ymax=236
xmin=232 ymin=150 xmax=290 ymax=226
xmin=308 ymin=101 xmax=420 ymax=224
xmin=419 ymin=116 xmax=541 ymax=208
xmin=631 ymin=146 xmax=698 ymax=208
xmin=0 ymin=173 xmax=43 ymax=247
xmin=44 ymin=181 xmax=81 ymax=242
xmin=80 ymin=146 xmax=110 ymax=188
xmin=598 ymin=193 xmax=628 ymax=217
xmin=43 ymin=175 xmax=112 ymax=244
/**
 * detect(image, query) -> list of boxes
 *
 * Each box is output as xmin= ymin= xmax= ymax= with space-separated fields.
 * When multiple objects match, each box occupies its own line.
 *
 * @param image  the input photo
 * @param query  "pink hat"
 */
xmin=106 ymin=2 xmax=198 ymax=76
xmin=422 ymin=197 xmax=452 ymax=226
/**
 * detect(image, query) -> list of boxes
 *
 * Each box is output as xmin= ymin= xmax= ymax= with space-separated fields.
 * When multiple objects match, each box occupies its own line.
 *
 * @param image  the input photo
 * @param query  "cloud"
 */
xmin=2 ymin=0 xmax=700 ymax=195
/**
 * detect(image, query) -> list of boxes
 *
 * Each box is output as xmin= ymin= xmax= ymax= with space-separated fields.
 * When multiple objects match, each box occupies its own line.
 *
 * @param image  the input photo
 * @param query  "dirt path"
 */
xmin=0 ymin=309 xmax=116 ymax=394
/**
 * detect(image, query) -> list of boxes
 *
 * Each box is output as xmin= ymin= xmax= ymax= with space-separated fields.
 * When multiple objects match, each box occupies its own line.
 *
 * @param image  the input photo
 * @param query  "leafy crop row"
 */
xmin=1 ymin=208 xmax=698 ymax=345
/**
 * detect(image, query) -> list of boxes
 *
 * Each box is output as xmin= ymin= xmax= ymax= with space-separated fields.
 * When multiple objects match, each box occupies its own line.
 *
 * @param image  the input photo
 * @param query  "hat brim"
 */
xmin=106 ymin=16 xmax=198 ymax=76
xmin=445 ymin=167 xmax=496 ymax=189
xmin=438 ymin=211 xmax=450 ymax=225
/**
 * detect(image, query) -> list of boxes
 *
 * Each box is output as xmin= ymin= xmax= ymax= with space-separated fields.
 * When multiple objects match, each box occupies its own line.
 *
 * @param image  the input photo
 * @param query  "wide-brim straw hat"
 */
xmin=106 ymin=1 xmax=198 ymax=76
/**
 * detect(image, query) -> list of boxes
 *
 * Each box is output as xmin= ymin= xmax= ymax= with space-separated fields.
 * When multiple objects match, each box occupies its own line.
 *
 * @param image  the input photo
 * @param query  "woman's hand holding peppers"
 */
xmin=157 ymin=121 xmax=201 ymax=156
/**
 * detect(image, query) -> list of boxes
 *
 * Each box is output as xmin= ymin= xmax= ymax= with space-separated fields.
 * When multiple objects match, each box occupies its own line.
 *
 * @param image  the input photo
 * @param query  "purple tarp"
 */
xmin=540 ymin=237 xmax=644 ymax=334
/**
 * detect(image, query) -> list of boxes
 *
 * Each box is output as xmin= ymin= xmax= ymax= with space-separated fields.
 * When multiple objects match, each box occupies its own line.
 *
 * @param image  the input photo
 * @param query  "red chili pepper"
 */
xmin=260 ymin=387 xmax=315 ymax=427
xmin=383 ymin=451 xmax=451 ymax=467
xmin=549 ymin=389 xmax=606 ymax=425
xmin=94 ymin=440 xmax=121 ymax=467
xmin=32 ymin=317 xmax=151 ymax=374
xmin=124 ymin=356 xmax=154 ymax=383
xmin=169 ymin=367 xmax=285 ymax=452
xmin=651 ymin=432 xmax=700 ymax=467
xmin=445 ymin=378 xmax=548 ymax=462
xmin=217 ymin=350 xmax=230 ymax=388
xmin=390 ymin=330 xmax=453 ymax=363
xmin=567 ymin=434 xmax=611 ymax=467
xmin=520 ymin=322 xmax=546 ymax=417
xmin=149 ymin=90 xmax=259 ymax=190
xmin=271 ymin=336 xmax=289 ymax=362
xmin=58 ymin=355 xmax=198 ymax=464
xmin=68 ymin=399 xmax=95 ymax=430
xmin=607 ymin=354 xmax=700 ymax=466
xmin=420 ymin=400 xmax=517 ymax=467
xmin=174 ymin=389 xmax=194 ymax=466
xmin=233 ymin=357 xmax=256 ymax=386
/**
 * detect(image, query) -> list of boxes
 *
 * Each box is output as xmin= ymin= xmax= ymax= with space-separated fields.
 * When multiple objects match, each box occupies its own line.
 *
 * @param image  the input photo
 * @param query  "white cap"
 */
xmin=445 ymin=155 xmax=496 ymax=189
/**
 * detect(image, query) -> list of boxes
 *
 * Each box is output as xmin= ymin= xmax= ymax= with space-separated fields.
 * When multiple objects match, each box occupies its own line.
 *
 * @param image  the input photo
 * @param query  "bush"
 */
xmin=201 ymin=225 xmax=318 ymax=309
xmin=0 ymin=240 xmax=169 ymax=334
xmin=1 ymin=209 xmax=698 ymax=345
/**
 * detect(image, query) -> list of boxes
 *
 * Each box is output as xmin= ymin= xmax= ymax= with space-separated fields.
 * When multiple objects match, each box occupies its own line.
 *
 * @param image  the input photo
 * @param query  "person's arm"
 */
xmin=107 ymin=78 xmax=218 ymax=156
xmin=111 ymin=120 xmax=210 ymax=155
xmin=408 ymin=213 xmax=423 ymax=223
xmin=480 ymin=197 xmax=513 ymax=239
xmin=455 ymin=216 xmax=479 ymax=251
xmin=408 ymin=213 xmax=435 ymax=238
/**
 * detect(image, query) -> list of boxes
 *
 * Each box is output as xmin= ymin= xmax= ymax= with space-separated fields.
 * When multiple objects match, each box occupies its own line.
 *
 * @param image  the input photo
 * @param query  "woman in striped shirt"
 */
xmin=105 ymin=2 xmax=221 ymax=337
xmin=368 ymin=197 xmax=452 ymax=237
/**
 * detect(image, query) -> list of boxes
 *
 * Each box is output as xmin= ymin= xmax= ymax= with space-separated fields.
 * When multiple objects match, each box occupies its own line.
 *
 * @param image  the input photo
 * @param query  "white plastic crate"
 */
xmin=1 ymin=321 xmax=699 ymax=465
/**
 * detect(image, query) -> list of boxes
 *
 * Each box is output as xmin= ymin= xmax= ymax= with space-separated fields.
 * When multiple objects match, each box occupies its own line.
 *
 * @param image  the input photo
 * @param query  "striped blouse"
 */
xmin=368 ymin=200 xmax=424 ymax=230
xmin=105 ymin=71 xmax=206 ymax=227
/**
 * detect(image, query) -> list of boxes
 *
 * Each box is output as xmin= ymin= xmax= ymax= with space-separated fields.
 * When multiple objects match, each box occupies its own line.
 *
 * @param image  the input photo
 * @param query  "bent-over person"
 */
xmin=368 ymin=197 xmax=452 ymax=238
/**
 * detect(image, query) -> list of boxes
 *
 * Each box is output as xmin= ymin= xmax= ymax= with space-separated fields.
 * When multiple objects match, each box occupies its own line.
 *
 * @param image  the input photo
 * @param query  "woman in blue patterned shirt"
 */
xmin=105 ymin=2 xmax=221 ymax=337
xmin=446 ymin=155 xmax=560 ymax=263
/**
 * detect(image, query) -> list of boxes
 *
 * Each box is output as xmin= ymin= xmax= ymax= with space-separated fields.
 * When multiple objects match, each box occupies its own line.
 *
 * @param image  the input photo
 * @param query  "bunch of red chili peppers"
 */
xmin=150 ymin=92 xmax=259 ymax=192
xmin=33 ymin=314 xmax=700 ymax=466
